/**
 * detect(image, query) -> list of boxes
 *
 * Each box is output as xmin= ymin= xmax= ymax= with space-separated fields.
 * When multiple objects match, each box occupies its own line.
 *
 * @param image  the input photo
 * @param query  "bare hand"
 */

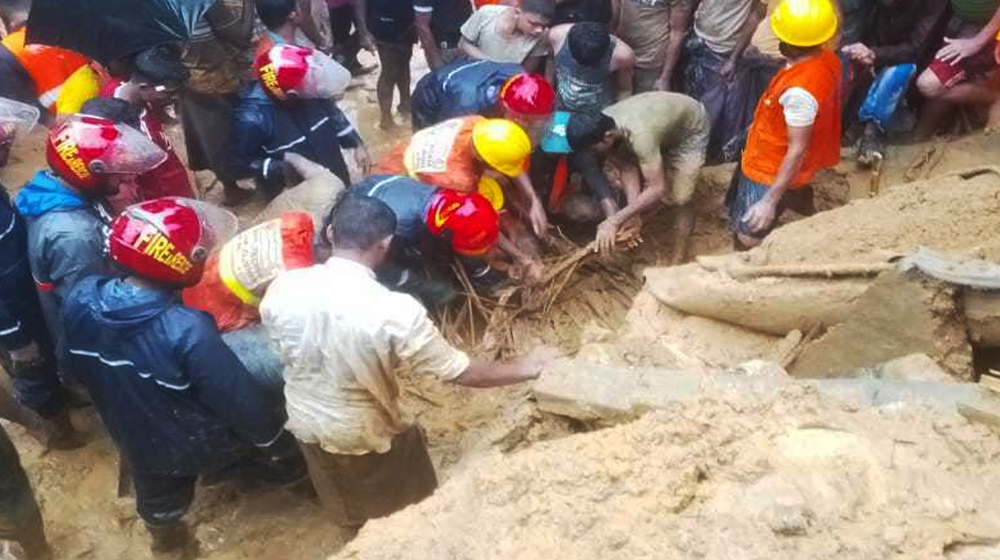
xmin=652 ymin=78 xmax=670 ymax=92
xmin=353 ymin=146 xmax=372 ymax=178
xmin=742 ymin=197 xmax=778 ymax=233
xmin=719 ymin=58 xmax=738 ymax=81
xmin=594 ymin=218 xmax=618 ymax=256
xmin=521 ymin=345 xmax=561 ymax=379
xmin=521 ymin=259 xmax=545 ymax=285
xmin=529 ymin=201 xmax=550 ymax=239
xmin=841 ymin=43 xmax=875 ymax=66
xmin=936 ymin=36 xmax=987 ymax=65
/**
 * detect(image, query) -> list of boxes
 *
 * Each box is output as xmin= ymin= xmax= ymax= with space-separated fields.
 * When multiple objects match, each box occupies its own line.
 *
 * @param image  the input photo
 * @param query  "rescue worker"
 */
xmin=261 ymin=192 xmax=557 ymax=530
xmin=410 ymin=60 xmax=556 ymax=140
xmin=228 ymin=44 xmax=368 ymax=200
xmin=62 ymin=198 xmax=305 ymax=557
xmin=0 ymin=98 xmax=83 ymax=449
xmin=547 ymin=22 xmax=636 ymax=114
xmin=542 ymin=91 xmax=710 ymax=263
xmin=101 ymin=44 xmax=196 ymax=210
xmin=353 ymin=174 xmax=501 ymax=304
xmin=0 ymin=27 xmax=101 ymax=122
xmin=375 ymin=116 xmax=547 ymax=238
xmin=15 ymin=116 xmax=166 ymax=379
xmin=726 ymin=0 xmax=841 ymax=248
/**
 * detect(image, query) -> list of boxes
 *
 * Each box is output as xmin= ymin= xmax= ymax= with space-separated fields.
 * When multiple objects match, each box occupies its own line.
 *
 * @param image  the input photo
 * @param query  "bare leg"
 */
xmin=397 ymin=44 xmax=414 ymax=115
xmin=376 ymin=47 xmax=397 ymax=130
xmin=669 ymin=203 xmax=695 ymax=265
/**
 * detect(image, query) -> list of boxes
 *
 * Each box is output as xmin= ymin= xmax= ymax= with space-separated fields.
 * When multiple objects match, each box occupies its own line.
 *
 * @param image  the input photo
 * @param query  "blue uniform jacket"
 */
xmin=410 ymin=59 xmax=521 ymax=130
xmin=228 ymin=83 xmax=362 ymax=199
xmin=63 ymin=276 xmax=288 ymax=475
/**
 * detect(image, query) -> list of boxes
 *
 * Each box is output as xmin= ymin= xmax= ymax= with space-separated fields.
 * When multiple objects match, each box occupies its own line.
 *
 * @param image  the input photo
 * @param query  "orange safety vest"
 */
xmin=2 ymin=29 xmax=96 ymax=114
xmin=375 ymin=116 xmax=483 ymax=194
xmin=742 ymin=50 xmax=841 ymax=189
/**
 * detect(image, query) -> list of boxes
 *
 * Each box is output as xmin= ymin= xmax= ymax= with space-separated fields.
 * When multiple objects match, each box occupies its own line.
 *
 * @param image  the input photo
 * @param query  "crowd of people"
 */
xmin=1 ymin=0 xmax=999 ymax=556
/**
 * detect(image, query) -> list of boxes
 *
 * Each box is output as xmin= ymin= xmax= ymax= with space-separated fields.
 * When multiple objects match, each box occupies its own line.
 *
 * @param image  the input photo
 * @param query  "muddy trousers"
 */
xmin=0 ymin=426 xmax=49 ymax=557
xmin=299 ymin=424 xmax=438 ymax=528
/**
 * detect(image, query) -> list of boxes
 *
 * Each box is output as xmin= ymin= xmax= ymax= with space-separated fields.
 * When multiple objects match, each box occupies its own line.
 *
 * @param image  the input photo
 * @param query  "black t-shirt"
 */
xmin=368 ymin=0 xmax=417 ymax=42
xmin=413 ymin=0 xmax=473 ymax=47
xmin=553 ymin=0 xmax=613 ymax=27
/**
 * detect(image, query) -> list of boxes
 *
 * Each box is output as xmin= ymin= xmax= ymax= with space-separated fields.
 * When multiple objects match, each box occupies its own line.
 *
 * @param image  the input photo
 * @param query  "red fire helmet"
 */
xmin=46 ymin=115 xmax=166 ymax=191
xmin=109 ymin=197 xmax=238 ymax=287
xmin=255 ymin=44 xmax=351 ymax=102
xmin=425 ymin=189 xmax=500 ymax=257
xmin=500 ymin=73 xmax=555 ymax=117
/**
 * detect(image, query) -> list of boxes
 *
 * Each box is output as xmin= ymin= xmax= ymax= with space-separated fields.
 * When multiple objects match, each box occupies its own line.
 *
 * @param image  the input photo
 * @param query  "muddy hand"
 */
xmin=529 ymin=202 xmax=550 ymax=239
xmin=522 ymin=345 xmax=562 ymax=379
xmin=354 ymin=146 xmax=372 ymax=178
xmin=595 ymin=219 xmax=618 ymax=256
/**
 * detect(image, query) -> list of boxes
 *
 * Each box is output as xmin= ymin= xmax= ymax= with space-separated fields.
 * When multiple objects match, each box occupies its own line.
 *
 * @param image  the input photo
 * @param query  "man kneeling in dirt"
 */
xmin=539 ymin=92 xmax=709 ymax=264
xmin=261 ymin=193 xmax=558 ymax=531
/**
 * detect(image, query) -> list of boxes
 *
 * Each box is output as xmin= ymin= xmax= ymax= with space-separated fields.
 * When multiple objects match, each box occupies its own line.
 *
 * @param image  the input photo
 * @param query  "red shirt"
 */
xmin=101 ymin=81 xmax=195 ymax=212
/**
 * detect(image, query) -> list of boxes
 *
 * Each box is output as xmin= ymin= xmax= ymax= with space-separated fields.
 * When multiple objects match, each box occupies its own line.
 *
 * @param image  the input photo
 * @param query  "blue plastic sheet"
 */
xmin=858 ymin=63 xmax=917 ymax=130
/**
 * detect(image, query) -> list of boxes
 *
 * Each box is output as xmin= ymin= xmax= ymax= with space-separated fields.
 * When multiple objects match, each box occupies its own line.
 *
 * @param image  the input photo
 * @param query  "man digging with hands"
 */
xmin=262 ymin=193 xmax=559 ymax=530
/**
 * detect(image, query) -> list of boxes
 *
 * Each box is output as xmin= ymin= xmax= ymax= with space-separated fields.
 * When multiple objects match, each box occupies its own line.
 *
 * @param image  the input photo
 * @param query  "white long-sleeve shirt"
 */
xmin=261 ymin=257 xmax=470 ymax=455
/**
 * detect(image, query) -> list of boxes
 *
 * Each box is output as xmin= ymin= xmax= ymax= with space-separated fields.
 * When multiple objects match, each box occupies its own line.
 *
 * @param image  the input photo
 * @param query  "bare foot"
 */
xmin=378 ymin=118 xmax=398 ymax=131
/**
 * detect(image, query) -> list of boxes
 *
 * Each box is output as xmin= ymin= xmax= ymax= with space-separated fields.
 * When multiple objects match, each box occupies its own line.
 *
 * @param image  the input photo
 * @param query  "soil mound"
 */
xmin=333 ymin=385 xmax=1000 ymax=560
xmin=750 ymin=170 xmax=1000 ymax=266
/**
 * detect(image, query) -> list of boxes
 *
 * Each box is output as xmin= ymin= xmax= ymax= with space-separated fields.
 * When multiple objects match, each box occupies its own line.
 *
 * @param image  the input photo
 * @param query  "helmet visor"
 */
xmin=100 ymin=123 xmax=168 ymax=175
xmin=299 ymin=52 xmax=352 ymax=99
xmin=0 ymin=97 xmax=40 ymax=146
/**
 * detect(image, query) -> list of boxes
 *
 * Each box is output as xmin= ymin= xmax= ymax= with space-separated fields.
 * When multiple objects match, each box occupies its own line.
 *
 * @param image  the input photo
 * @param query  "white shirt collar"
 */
xmin=324 ymin=256 xmax=377 ymax=280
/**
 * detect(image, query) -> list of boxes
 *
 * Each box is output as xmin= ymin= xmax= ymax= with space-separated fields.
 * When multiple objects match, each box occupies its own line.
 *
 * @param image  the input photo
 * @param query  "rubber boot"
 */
xmin=148 ymin=523 xmax=198 ymax=559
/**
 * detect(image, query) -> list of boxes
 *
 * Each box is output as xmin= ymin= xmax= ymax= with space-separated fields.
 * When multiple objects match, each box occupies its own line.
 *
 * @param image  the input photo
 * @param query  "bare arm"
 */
xmin=517 ymin=171 xmax=550 ymax=238
xmin=297 ymin=0 xmax=334 ymax=51
xmin=742 ymin=124 xmax=811 ymax=232
xmin=936 ymin=5 xmax=1000 ymax=63
xmin=655 ymin=7 xmax=692 ymax=89
xmin=415 ymin=12 xmax=445 ymax=69
xmin=612 ymin=163 xmax=665 ymax=225
xmin=523 ymin=54 xmax=547 ymax=73
xmin=452 ymin=347 xmax=559 ymax=388
xmin=720 ymin=3 xmax=765 ymax=79
xmin=459 ymin=36 xmax=491 ymax=59
xmin=353 ymin=0 xmax=377 ymax=51
xmin=613 ymin=42 xmax=636 ymax=100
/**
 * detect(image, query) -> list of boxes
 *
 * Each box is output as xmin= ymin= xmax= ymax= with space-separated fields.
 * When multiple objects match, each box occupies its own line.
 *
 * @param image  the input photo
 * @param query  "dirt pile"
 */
xmin=748 ymin=169 xmax=1000 ymax=267
xmin=333 ymin=384 xmax=1000 ymax=560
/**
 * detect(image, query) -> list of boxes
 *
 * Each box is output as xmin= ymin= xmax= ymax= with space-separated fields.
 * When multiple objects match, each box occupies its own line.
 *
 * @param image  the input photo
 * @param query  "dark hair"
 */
xmin=322 ymin=192 xmax=397 ymax=250
xmin=568 ymin=22 xmax=611 ymax=66
xmin=567 ymin=112 xmax=616 ymax=151
xmin=256 ymin=0 xmax=297 ymax=30
xmin=778 ymin=42 xmax=822 ymax=60
xmin=133 ymin=44 xmax=189 ymax=87
xmin=80 ymin=98 xmax=142 ymax=130
xmin=521 ymin=0 xmax=556 ymax=20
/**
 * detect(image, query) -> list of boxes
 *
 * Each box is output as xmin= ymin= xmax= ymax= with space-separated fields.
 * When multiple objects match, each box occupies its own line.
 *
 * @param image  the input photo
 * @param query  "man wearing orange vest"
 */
xmin=727 ymin=0 xmax=841 ymax=248
xmin=0 ymin=29 xmax=100 ymax=121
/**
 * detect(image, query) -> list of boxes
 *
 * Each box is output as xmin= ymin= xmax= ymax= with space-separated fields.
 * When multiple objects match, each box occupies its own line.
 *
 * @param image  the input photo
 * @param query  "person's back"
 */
xmin=230 ymin=83 xmax=358 ymax=196
xmin=603 ymin=91 xmax=709 ymax=154
xmin=551 ymin=23 xmax=618 ymax=113
xmin=64 ymin=276 xmax=276 ymax=474
xmin=411 ymin=59 xmax=522 ymax=128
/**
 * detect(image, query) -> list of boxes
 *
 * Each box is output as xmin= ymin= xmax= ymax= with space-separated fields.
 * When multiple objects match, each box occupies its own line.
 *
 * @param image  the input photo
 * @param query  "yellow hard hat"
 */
xmin=471 ymin=118 xmax=531 ymax=177
xmin=770 ymin=0 xmax=838 ymax=48
xmin=477 ymin=175 xmax=505 ymax=210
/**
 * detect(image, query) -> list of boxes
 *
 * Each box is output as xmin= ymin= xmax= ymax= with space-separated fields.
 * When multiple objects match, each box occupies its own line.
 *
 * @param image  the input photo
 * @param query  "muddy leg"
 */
xmin=396 ymin=43 xmax=414 ymax=116
xmin=670 ymin=204 xmax=695 ymax=265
